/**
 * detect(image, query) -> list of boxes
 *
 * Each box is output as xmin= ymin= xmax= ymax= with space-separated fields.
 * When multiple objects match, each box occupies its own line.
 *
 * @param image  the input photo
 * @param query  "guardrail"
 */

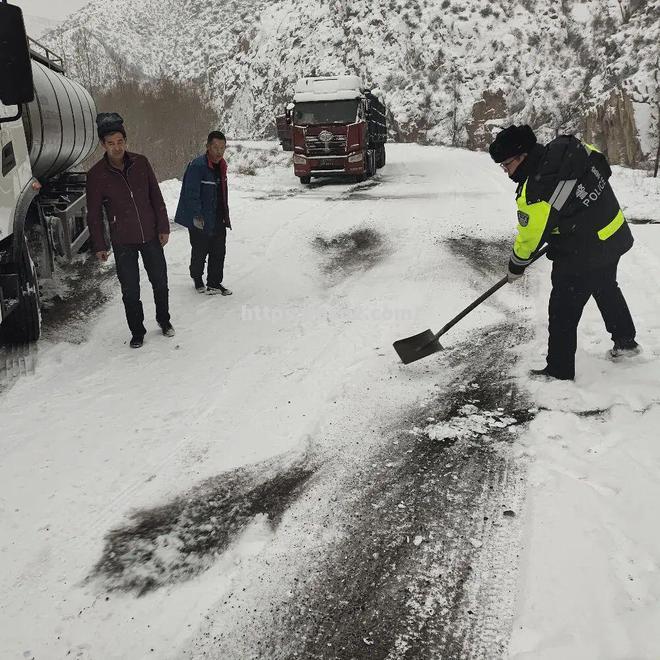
xmin=28 ymin=36 xmax=64 ymax=74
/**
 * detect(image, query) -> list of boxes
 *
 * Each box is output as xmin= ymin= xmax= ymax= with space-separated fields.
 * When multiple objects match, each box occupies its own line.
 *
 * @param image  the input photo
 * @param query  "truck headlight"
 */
xmin=293 ymin=154 xmax=306 ymax=164
xmin=347 ymin=152 xmax=363 ymax=163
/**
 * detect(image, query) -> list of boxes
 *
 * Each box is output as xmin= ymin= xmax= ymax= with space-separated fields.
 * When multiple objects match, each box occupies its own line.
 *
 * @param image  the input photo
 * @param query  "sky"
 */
xmin=14 ymin=0 xmax=87 ymax=21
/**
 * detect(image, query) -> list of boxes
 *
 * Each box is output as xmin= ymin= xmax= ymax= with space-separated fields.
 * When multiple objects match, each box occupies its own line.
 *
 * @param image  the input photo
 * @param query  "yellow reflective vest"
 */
xmin=510 ymin=141 xmax=632 ymax=272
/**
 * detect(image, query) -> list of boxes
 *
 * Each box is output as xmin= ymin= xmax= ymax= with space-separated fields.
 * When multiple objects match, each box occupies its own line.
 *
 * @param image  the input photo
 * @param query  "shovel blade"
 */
xmin=393 ymin=329 xmax=443 ymax=364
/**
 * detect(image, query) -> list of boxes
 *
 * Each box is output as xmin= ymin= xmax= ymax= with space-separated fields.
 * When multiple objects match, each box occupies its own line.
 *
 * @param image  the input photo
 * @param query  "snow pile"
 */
xmin=423 ymin=403 xmax=518 ymax=443
xmin=506 ymin=164 xmax=660 ymax=660
xmin=293 ymin=74 xmax=363 ymax=101
xmin=614 ymin=165 xmax=660 ymax=222
xmin=225 ymin=145 xmax=291 ymax=175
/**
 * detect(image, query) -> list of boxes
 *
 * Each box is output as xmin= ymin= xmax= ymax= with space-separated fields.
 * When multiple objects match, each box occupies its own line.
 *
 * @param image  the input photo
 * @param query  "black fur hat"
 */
xmin=96 ymin=112 xmax=126 ymax=140
xmin=488 ymin=125 xmax=537 ymax=163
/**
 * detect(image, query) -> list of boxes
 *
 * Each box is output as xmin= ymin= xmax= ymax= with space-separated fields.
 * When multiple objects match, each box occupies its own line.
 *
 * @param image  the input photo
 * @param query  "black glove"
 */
xmin=507 ymin=268 xmax=524 ymax=283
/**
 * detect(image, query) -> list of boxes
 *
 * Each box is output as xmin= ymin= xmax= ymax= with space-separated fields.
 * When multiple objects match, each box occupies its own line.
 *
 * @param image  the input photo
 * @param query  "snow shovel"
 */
xmin=393 ymin=246 xmax=548 ymax=364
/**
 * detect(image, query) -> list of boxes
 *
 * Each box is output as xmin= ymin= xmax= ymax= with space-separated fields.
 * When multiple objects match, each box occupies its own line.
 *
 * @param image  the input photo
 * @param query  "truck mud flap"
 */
xmin=0 ymin=273 xmax=20 ymax=322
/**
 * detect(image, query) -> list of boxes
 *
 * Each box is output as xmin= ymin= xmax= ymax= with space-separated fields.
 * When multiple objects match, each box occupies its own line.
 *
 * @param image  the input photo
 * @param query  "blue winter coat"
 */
xmin=174 ymin=154 xmax=231 ymax=235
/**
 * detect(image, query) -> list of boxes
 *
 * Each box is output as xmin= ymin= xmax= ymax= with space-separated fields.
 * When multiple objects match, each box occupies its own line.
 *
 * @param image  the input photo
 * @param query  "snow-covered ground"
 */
xmin=509 ymin=165 xmax=660 ymax=660
xmin=1 ymin=144 xmax=659 ymax=659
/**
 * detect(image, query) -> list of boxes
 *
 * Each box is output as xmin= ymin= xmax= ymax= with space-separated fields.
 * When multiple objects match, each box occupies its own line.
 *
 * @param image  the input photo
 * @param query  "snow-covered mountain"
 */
xmin=23 ymin=13 xmax=60 ymax=38
xmin=43 ymin=0 xmax=660 ymax=164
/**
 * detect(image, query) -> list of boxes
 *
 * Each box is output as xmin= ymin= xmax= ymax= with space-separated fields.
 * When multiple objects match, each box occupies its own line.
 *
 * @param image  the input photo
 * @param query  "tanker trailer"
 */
xmin=1 ymin=6 xmax=97 ymax=344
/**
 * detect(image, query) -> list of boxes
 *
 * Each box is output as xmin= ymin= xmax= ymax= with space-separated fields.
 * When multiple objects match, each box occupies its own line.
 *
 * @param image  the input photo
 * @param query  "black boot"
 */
xmin=160 ymin=323 xmax=175 ymax=337
xmin=609 ymin=338 xmax=640 ymax=359
xmin=529 ymin=367 xmax=573 ymax=381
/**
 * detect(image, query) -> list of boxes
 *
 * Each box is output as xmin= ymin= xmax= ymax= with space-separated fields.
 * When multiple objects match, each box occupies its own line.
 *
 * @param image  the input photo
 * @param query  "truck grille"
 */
xmin=304 ymin=134 xmax=347 ymax=156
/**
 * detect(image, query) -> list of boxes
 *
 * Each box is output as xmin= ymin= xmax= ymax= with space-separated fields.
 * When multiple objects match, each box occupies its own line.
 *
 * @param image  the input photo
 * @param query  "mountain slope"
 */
xmin=44 ymin=0 xmax=660 ymax=161
xmin=24 ymin=13 xmax=61 ymax=38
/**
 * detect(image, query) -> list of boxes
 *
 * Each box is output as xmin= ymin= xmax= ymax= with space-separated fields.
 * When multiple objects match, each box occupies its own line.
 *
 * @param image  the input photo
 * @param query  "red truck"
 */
xmin=275 ymin=103 xmax=294 ymax=151
xmin=289 ymin=76 xmax=387 ymax=184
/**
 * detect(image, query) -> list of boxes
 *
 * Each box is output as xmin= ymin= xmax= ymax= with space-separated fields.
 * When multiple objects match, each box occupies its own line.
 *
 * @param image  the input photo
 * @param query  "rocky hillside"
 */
xmin=43 ymin=0 xmax=660 ymax=165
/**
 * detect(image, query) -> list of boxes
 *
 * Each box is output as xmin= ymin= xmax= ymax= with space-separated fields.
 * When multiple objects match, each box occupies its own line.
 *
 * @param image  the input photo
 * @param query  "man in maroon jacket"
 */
xmin=86 ymin=113 xmax=174 ymax=348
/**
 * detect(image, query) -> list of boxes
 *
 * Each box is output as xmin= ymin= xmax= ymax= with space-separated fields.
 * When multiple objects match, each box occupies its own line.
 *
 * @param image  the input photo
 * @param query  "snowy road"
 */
xmin=2 ymin=144 xmax=660 ymax=659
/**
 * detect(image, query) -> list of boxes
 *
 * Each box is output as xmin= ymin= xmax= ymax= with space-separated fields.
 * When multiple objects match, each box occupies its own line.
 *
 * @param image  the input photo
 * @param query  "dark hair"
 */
xmin=207 ymin=131 xmax=226 ymax=144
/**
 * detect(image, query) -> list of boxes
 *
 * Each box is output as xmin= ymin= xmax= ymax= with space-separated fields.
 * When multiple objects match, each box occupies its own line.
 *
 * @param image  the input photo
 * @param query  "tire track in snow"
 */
xmin=174 ymin=234 xmax=536 ymax=658
xmin=183 ymin=321 xmax=534 ymax=660
xmin=312 ymin=226 xmax=392 ymax=283
xmin=89 ymin=447 xmax=323 ymax=595
xmin=228 ymin=175 xmax=378 ymax=295
xmin=0 ymin=343 xmax=37 ymax=390
xmin=39 ymin=257 xmax=117 ymax=344
xmin=0 ymin=257 xmax=115 ymax=393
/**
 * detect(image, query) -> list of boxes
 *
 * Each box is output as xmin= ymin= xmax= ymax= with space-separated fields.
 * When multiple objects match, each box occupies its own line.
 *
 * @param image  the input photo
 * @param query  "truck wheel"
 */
xmin=299 ymin=176 xmax=311 ymax=184
xmin=1 ymin=236 xmax=41 ymax=345
xmin=366 ymin=149 xmax=375 ymax=177
xmin=377 ymin=145 xmax=386 ymax=168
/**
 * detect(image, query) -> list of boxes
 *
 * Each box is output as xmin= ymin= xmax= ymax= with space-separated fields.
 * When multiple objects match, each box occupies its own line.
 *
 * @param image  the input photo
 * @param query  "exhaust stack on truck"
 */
xmin=0 ymin=3 xmax=97 ymax=344
xmin=290 ymin=76 xmax=387 ymax=184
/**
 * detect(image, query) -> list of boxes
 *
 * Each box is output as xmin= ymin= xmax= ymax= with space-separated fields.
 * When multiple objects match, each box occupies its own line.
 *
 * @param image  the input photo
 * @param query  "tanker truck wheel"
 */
xmin=377 ymin=144 xmax=386 ymax=168
xmin=1 ymin=236 xmax=41 ymax=345
xmin=367 ymin=149 xmax=377 ymax=177
xmin=299 ymin=175 xmax=311 ymax=184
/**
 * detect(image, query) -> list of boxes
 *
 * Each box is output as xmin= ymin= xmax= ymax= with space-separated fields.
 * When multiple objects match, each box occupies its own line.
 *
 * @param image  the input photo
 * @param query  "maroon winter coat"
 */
xmin=86 ymin=152 xmax=170 ymax=252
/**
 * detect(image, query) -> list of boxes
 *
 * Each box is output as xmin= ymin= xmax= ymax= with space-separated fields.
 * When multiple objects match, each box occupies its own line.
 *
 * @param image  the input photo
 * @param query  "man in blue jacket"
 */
xmin=175 ymin=131 xmax=233 ymax=295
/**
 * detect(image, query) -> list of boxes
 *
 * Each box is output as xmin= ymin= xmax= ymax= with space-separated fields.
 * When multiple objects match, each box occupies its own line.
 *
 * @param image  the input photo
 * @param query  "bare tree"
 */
xmin=653 ymin=56 xmax=660 ymax=177
xmin=628 ymin=55 xmax=660 ymax=177
xmin=615 ymin=0 xmax=644 ymax=23
xmin=94 ymin=76 xmax=220 ymax=180
xmin=447 ymin=65 xmax=463 ymax=147
xmin=105 ymin=45 xmax=135 ymax=83
xmin=70 ymin=28 xmax=102 ymax=96
xmin=615 ymin=0 xmax=629 ymax=22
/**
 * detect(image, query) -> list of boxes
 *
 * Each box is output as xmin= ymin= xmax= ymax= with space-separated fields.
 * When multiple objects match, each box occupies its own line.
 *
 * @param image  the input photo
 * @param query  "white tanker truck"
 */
xmin=0 ymin=2 xmax=97 ymax=344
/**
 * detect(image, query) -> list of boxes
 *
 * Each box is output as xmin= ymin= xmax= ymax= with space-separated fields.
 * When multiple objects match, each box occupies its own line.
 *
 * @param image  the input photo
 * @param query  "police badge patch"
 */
xmin=517 ymin=210 xmax=530 ymax=227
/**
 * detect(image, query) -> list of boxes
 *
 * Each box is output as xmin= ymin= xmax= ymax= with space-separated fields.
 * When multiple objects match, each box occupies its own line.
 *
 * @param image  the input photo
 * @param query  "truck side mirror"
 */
xmin=0 ymin=3 xmax=35 ymax=106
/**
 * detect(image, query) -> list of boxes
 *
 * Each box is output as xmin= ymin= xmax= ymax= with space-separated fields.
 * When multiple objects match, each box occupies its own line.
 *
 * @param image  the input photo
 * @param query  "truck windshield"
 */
xmin=293 ymin=100 xmax=359 ymax=125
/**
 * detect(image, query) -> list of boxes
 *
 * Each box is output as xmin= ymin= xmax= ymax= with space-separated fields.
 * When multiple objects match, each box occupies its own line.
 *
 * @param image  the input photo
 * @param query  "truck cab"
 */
xmin=290 ymin=76 xmax=387 ymax=185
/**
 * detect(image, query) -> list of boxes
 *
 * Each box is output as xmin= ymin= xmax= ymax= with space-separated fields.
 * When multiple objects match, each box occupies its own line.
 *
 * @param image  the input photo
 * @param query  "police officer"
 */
xmin=489 ymin=125 xmax=639 ymax=381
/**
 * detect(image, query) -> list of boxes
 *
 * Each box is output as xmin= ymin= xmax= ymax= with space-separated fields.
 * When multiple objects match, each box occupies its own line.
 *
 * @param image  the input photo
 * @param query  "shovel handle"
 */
xmin=432 ymin=245 xmax=548 ymax=342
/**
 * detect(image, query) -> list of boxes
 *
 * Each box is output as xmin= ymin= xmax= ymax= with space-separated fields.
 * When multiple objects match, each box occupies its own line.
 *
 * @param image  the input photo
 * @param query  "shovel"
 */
xmin=393 ymin=246 xmax=548 ymax=364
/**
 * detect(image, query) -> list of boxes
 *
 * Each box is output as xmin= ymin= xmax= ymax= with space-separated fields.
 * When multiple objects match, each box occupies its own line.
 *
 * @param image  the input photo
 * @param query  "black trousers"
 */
xmin=113 ymin=239 xmax=170 ymax=337
xmin=188 ymin=226 xmax=226 ymax=288
xmin=546 ymin=258 xmax=636 ymax=379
